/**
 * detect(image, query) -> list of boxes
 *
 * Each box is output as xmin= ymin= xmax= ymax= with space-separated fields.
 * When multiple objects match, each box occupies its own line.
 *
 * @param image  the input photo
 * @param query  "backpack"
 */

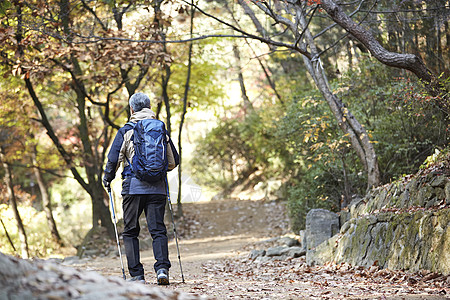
xmin=126 ymin=119 xmax=169 ymax=183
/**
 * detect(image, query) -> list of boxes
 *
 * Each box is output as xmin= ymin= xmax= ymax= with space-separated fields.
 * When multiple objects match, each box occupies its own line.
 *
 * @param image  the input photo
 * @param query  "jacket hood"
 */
xmin=129 ymin=108 xmax=156 ymax=123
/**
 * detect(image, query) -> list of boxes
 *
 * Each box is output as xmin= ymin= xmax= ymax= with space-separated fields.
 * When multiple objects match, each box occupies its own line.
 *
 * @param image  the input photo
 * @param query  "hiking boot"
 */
xmin=127 ymin=274 xmax=145 ymax=283
xmin=156 ymin=268 xmax=169 ymax=285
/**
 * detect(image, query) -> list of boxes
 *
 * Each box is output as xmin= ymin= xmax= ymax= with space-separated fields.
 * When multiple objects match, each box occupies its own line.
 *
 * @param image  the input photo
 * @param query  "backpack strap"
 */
xmin=125 ymin=121 xmax=136 ymax=128
xmin=124 ymin=122 xmax=136 ymax=170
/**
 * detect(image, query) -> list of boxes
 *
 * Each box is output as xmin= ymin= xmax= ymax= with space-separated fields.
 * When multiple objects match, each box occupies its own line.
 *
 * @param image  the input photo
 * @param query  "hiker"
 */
xmin=103 ymin=92 xmax=177 ymax=285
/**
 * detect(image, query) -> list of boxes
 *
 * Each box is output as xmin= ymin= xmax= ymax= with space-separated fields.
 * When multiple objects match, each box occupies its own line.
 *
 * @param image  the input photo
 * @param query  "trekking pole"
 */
xmin=165 ymin=177 xmax=185 ymax=283
xmin=107 ymin=186 xmax=126 ymax=280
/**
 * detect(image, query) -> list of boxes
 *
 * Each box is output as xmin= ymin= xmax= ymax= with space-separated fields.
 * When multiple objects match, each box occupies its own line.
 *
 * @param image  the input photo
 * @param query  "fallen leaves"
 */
xmin=193 ymin=256 xmax=449 ymax=299
xmin=73 ymin=199 xmax=448 ymax=299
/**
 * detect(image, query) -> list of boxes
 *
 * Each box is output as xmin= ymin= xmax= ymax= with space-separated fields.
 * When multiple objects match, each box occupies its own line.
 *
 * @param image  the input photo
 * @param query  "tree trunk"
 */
xmin=155 ymin=101 xmax=163 ymax=120
xmin=0 ymin=147 xmax=29 ymax=259
xmin=31 ymin=148 xmax=63 ymax=246
xmin=57 ymin=0 xmax=115 ymax=238
xmin=340 ymin=147 xmax=351 ymax=209
xmin=233 ymin=44 xmax=254 ymax=112
xmin=162 ymin=65 xmax=172 ymax=136
xmin=238 ymin=0 xmax=300 ymax=75
xmin=223 ymin=2 xmax=283 ymax=104
xmin=25 ymin=77 xmax=114 ymax=238
xmin=445 ymin=21 xmax=450 ymax=49
xmin=176 ymin=1 xmax=195 ymax=217
xmin=69 ymin=49 xmax=114 ymax=237
xmin=153 ymin=1 xmax=172 ymax=135
xmin=296 ymin=6 xmax=381 ymax=188
xmin=240 ymin=0 xmax=381 ymax=187
xmin=436 ymin=23 xmax=443 ymax=74
xmin=346 ymin=40 xmax=353 ymax=69
xmin=0 ymin=218 xmax=16 ymax=252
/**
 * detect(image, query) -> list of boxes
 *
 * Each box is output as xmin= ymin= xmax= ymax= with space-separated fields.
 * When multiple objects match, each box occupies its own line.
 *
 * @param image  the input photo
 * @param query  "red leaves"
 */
xmin=307 ymin=0 xmax=322 ymax=5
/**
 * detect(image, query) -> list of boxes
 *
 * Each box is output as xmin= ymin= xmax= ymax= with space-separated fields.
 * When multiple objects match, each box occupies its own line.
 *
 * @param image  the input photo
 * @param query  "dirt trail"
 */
xmin=78 ymin=199 xmax=288 ymax=279
xmin=74 ymin=199 xmax=449 ymax=299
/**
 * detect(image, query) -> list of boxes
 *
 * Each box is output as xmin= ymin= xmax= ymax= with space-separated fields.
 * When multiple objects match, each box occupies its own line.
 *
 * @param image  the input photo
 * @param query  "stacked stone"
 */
xmin=308 ymin=171 xmax=450 ymax=275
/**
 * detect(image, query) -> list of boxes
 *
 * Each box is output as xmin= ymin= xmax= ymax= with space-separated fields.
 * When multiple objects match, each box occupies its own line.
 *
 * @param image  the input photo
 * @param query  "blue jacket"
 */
xmin=104 ymin=108 xmax=176 ymax=195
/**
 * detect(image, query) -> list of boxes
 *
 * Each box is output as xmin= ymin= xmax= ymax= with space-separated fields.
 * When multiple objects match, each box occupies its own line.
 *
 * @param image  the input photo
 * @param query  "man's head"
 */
xmin=129 ymin=92 xmax=151 ymax=113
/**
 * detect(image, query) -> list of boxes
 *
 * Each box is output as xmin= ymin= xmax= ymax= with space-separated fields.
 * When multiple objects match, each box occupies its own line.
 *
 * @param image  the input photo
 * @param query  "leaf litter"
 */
xmin=71 ymin=199 xmax=448 ymax=299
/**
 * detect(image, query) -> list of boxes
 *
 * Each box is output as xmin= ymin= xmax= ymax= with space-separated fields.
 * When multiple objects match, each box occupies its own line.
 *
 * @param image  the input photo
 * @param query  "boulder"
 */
xmin=249 ymin=249 xmax=266 ymax=260
xmin=279 ymin=236 xmax=299 ymax=247
xmin=305 ymin=209 xmax=339 ymax=265
xmin=266 ymin=246 xmax=290 ymax=257
xmin=445 ymin=181 xmax=450 ymax=205
xmin=286 ymin=246 xmax=306 ymax=258
xmin=298 ymin=230 xmax=307 ymax=253
xmin=0 ymin=253 xmax=210 ymax=299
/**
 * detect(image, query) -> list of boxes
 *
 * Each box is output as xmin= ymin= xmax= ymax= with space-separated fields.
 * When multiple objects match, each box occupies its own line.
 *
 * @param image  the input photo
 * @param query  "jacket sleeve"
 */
xmin=103 ymin=128 xmax=125 ymax=182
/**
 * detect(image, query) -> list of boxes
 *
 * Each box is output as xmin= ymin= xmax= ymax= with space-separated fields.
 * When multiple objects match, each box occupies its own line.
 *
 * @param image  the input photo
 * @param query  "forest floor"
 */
xmin=70 ymin=199 xmax=449 ymax=300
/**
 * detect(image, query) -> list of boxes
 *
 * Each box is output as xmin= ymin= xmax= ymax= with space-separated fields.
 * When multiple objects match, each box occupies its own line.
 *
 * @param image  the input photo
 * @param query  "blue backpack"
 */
xmin=126 ymin=119 xmax=169 ymax=183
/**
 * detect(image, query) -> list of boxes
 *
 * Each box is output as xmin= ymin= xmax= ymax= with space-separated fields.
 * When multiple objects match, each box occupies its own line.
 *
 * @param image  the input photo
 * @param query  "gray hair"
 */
xmin=129 ymin=92 xmax=150 ymax=112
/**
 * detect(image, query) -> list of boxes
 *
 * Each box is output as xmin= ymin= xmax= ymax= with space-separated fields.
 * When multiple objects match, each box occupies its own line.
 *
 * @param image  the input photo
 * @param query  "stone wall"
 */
xmin=308 ymin=170 xmax=450 ymax=275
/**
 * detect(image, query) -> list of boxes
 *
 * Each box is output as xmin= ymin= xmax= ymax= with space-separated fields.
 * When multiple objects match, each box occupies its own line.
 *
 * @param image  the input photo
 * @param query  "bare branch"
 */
xmin=359 ymin=5 xmax=450 ymax=14
xmin=295 ymin=4 xmax=319 ymax=49
xmin=314 ymin=0 xmax=365 ymax=39
xmin=70 ymin=32 xmax=273 ymax=44
xmin=320 ymin=0 xmax=448 ymax=111
xmin=316 ymin=0 xmax=376 ymax=57
xmin=24 ymin=77 xmax=91 ymax=193
xmin=226 ymin=1 xmax=283 ymax=104
xmin=10 ymin=163 xmax=68 ymax=178
xmin=251 ymin=0 xmax=297 ymax=34
xmin=237 ymin=0 xmax=268 ymax=38
xmin=183 ymin=0 xmax=310 ymax=57
xmin=80 ymin=0 xmax=108 ymax=31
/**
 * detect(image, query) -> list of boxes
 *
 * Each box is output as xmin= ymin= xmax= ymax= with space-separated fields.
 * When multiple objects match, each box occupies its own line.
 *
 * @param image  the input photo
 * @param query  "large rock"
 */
xmin=266 ymin=246 xmax=290 ymax=257
xmin=298 ymin=230 xmax=307 ymax=253
xmin=305 ymin=209 xmax=339 ymax=265
xmin=0 ymin=253 xmax=209 ymax=300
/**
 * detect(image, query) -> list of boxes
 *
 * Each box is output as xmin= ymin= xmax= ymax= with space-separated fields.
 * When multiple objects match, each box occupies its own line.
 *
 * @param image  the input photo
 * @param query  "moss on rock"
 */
xmin=309 ymin=170 xmax=450 ymax=275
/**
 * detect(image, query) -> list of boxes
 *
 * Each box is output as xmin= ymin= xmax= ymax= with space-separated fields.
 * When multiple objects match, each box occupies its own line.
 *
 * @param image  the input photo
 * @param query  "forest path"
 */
xmin=74 ymin=199 xmax=448 ymax=299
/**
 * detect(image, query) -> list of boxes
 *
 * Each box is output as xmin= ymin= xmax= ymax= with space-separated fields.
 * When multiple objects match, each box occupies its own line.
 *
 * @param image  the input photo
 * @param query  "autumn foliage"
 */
xmin=306 ymin=0 xmax=321 ymax=5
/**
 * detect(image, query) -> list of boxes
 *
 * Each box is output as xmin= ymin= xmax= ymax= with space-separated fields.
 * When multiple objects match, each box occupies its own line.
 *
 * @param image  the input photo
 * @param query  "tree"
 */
xmin=191 ymin=0 xmax=449 ymax=188
xmin=318 ymin=0 xmax=449 ymax=114
xmin=0 ymin=0 xmax=169 ymax=238
xmin=0 ymin=133 xmax=29 ymax=259
xmin=176 ymin=0 xmax=195 ymax=217
xmin=226 ymin=0 xmax=381 ymax=187
xmin=31 ymin=145 xmax=63 ymax=246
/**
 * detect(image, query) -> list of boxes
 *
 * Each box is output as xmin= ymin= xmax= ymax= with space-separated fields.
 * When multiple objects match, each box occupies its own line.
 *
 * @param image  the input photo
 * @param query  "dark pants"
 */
xmin=122 ymin=194 xmax=171 ymax=277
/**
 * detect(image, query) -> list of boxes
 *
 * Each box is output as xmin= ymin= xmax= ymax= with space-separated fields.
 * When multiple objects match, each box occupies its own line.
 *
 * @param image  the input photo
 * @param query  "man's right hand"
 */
xmin=103 ymin=178 xmax=111 ymax=189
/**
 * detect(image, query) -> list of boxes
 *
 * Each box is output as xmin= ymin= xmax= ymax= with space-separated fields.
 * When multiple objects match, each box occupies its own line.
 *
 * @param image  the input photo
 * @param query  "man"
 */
xmin=103 ymin=92 xmax=176 ymax=285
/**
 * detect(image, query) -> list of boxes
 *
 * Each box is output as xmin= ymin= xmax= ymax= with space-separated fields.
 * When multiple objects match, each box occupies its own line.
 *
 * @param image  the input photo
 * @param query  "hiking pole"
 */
xmin=107 ymin=186 xmax=126 ymax=280
xmin=165 ymin=177 xmax=185 ymax=283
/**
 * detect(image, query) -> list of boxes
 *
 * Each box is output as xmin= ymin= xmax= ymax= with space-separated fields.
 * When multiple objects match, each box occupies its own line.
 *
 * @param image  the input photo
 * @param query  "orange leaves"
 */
xmin=0 ymin=0 xmax=171 ymax=89
xmin=0 ymin=27 xmax=15 ymax=45
xmin=307 ymin=0 xmax=322 ymax=5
